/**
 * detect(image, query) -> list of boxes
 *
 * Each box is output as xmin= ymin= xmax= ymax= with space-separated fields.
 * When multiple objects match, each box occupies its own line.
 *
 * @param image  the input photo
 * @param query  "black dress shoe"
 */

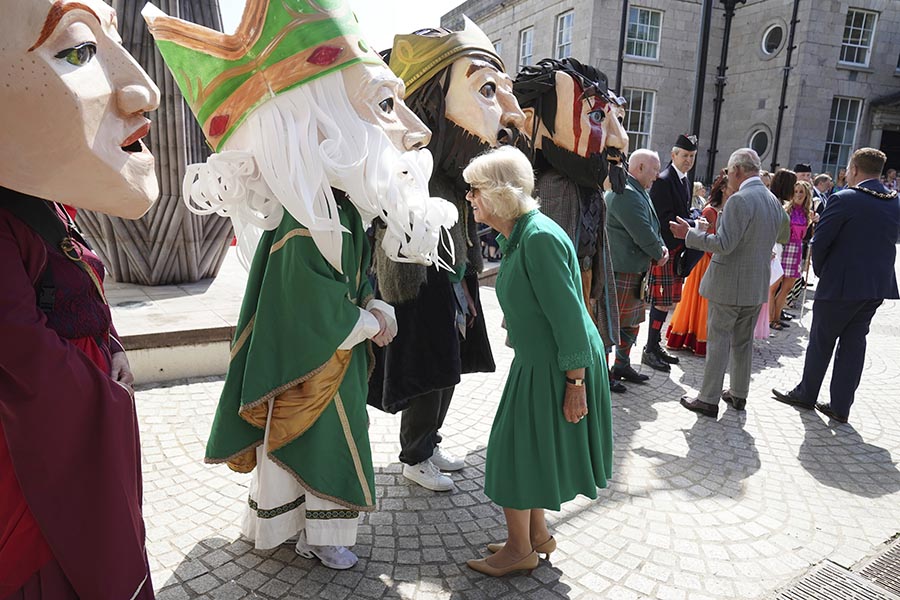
xmin=721 ymin=390 xmax=746 ymax=411
xmin=816 ymin=402 xmax=848 ymax=423
xmin=649 ymin=344 xmax=680 ymax=365
xmin=610 ymin=380 xmax=627 ymax=394
xmin=772 ymin=388 xmax=814 ymax=409
xmin=680 ymin=396 xmax=718 ymax=418
xmin=778 ymin=320 xmax=791 ymax=328
xmin=641 ymin=348 xmax=671 ymax=372
xmin=610 ymin=364 xmax=650 ymax=384
xmin=780 ymin=311 xmax=794 ymax=321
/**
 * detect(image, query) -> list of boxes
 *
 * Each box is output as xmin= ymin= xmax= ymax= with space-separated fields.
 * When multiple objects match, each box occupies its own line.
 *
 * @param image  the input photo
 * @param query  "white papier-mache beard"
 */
xmin=182 ymin=70 xmax=458 ymax=273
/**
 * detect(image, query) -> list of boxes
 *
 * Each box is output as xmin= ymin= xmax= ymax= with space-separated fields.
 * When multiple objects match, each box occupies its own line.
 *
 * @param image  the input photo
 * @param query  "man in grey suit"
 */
xmin=669 ymin=148 xmax=783 ymax=418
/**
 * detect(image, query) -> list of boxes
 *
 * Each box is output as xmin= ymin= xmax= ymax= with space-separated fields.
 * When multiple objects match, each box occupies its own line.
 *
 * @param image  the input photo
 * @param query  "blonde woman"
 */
xmin=772 ymin=180 xmax=817 ymax=328
xmin=462 ymin=146 xmax=613 ymax=577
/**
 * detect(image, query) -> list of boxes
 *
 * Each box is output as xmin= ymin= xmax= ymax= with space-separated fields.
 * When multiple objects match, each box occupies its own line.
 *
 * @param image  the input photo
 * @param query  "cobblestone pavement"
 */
xmin=139 ymin=282 xmax=900 ymax=600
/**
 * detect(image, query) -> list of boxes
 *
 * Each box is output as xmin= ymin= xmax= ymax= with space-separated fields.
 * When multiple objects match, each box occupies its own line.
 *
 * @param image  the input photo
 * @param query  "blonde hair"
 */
xmin=785 ymin=179 xmax=813 ymax=225
xmin=462 ymin=146 xmax=539 ymax=221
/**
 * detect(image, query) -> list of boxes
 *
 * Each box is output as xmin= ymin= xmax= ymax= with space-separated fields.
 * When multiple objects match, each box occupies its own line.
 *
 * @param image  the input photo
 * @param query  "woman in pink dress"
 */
xmin=771 ymin=179 xmax=816 ymax=329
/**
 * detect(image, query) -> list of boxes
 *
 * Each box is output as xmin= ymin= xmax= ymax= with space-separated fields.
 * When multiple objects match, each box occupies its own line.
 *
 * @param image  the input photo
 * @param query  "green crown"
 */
xmin=143 ymin=0 xmax=382 ymax=151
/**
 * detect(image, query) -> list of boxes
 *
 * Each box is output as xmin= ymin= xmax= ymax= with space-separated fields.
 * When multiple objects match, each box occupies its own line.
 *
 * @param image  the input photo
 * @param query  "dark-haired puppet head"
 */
xmin=513 ymin=58 xmax=629 ymax=192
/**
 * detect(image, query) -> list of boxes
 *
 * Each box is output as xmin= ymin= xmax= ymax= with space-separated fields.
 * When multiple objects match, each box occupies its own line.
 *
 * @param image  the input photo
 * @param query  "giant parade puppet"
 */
xmin=143 ymin=0 xmax=457 ymax=571
xmin=513 ymin=59 xmax=629 ymax=374
xmin=0 ymin=0 xmax=159 ymax=597
xmin=366 ymin=20 xmax=525 ymax=492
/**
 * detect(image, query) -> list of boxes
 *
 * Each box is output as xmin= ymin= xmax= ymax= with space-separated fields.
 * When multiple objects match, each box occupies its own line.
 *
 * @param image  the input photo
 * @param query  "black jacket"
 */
xmin=649 ymin=163 xmax=692 ymax=251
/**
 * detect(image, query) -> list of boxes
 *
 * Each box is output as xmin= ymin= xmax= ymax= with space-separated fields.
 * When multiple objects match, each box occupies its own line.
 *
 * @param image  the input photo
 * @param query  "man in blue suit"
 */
xmin=773 ymin=148 xmax=900 ymax=424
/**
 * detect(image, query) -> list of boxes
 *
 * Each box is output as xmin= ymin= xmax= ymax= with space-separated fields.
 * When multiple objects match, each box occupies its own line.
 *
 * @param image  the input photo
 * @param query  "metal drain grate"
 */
xmin=861 ymin=539 xmax=900 ymax=596
xmin=775 ymin=561 xmax=900 ymax=600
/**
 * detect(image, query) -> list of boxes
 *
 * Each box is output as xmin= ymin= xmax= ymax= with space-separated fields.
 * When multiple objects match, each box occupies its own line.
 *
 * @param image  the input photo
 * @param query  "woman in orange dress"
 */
xmin=665 ymin=172 xmax=730 ymax=356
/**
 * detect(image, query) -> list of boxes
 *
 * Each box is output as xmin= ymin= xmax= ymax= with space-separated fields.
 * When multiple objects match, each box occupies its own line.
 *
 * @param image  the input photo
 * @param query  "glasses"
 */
xmin=467 ymin=185 xmax=479 ymax=195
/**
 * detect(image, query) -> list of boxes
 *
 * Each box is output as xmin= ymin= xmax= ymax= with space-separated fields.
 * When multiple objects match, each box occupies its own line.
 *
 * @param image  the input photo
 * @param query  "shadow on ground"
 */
xmin=797 ymin=410 xmax=900 ymax=498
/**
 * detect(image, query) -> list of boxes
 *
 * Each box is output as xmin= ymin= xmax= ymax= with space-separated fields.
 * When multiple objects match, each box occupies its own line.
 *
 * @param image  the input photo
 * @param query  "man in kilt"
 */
xmin=645 ymin=134 xmax=698 ymax=371
xmin=606 ymin=150 xmax=668 ymax=391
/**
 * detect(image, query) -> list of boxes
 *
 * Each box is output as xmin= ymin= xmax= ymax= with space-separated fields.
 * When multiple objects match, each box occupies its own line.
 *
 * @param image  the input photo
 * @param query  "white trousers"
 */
xmin=241 ymin=400 xmax=360 ymax=549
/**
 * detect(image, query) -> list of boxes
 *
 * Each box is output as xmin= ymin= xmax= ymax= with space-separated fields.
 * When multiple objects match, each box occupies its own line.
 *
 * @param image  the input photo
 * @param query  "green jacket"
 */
xmin=606 ymin=174 xmax=665 ymax=274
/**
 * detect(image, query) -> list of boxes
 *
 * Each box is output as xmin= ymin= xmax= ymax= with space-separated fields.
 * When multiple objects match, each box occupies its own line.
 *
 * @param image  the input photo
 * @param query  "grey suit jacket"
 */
xmin=685 ymin=178 xmax=783 ymax=306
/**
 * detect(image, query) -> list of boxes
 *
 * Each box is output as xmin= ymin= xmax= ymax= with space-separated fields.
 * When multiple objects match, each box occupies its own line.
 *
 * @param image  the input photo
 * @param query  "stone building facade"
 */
xmin=441 ymin=0 xmax=900 ymax=181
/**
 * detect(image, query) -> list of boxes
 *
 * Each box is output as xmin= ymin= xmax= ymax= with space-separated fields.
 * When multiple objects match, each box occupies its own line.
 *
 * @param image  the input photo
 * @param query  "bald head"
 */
xmin=628 ymin=149 xmax=661 ymax=190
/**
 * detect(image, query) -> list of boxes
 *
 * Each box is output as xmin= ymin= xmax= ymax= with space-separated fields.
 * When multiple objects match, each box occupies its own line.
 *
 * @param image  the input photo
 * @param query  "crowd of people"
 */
xmin=2 ymin=0 xmax=899 ymax=596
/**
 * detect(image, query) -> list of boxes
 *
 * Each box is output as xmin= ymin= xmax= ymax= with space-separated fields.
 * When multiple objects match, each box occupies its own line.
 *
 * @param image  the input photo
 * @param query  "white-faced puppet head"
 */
xmin=0 ymin=0 xmax=160 ymax=217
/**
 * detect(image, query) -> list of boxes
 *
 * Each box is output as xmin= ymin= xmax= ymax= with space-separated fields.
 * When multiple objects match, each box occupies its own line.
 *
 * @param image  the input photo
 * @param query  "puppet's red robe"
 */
xmin=0 ymin=197 xmax=153 ymax=599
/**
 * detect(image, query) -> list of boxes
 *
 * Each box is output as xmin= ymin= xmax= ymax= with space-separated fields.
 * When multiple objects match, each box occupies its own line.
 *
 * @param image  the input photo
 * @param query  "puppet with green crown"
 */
xmin=144 ymin=0 xmax=457 ymax=570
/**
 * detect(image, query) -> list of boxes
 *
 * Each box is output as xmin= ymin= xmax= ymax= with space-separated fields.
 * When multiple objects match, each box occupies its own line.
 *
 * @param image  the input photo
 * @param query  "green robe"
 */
xmin=206 ymin=195 xmax=376 ymax=511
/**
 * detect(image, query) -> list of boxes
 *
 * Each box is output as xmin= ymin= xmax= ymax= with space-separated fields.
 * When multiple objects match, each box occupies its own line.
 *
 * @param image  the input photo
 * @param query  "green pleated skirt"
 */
xmin=484 ymin=349 xmax=613 ymax=511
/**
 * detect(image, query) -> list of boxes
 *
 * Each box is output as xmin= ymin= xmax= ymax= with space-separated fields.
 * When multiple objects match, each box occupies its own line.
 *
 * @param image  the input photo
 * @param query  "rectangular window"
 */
xmin=519 ymin=27 xmax=534 ymax=68
xmin=492 ymin=39 xmax=502 ymax=57
xmin=822 ymin=97 xmax=862 ymax=176
xmin=556 ymin=11 xmax=574 ymax=59
xmin=622 ymin=88 xmax=655 ymax=150
xmin=839 ymin=9 xmax=877 ymax=67
xmin=625 ymin=7 xmax=662 ymax=60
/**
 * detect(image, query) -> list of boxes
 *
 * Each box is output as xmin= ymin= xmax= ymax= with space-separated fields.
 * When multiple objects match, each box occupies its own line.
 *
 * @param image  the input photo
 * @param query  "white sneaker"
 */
xmin=294 ymin=530 xmax=358 ymax=570
xmin=403 ymin=458 xmax=454 ymax=491
xmin=430 ymin=445 xmax=465 ymax=472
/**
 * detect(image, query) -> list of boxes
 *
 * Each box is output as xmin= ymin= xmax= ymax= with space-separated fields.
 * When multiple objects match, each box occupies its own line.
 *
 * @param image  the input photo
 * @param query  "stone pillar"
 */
xmin=870 ymin=128 xmax=883 ymax=149
xmin=77 ymin=0 xmax=233 ymax=285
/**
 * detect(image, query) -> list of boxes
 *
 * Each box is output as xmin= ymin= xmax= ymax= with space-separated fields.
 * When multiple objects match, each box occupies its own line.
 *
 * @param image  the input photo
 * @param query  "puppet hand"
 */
xmin=370 ymin=309 xmax=396 ymax=347
xmin=110 ymin=351 xmax=135 ymax=386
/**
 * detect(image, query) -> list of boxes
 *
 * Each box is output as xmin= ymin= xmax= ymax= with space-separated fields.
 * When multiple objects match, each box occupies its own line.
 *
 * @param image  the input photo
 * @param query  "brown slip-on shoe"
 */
xmin=680 ymin=396 xmax=718 ymax=418
xmin=721 ymin=390 xmax=746 ymax=411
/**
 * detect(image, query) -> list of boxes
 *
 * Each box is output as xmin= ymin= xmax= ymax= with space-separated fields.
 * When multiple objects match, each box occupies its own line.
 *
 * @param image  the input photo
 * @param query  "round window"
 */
xmin=762 ymin=25 xmax=784 ymax=56
xmin=750 ymin=130 xmax=769 ymax=157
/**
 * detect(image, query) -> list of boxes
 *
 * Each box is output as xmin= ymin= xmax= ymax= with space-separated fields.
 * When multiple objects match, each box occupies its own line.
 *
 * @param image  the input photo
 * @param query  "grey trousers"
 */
xmin=698 ymin=301 xmax=761 ymax=405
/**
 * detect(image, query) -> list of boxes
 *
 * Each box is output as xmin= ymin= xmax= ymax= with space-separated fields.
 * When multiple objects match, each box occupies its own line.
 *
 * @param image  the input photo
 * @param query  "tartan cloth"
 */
xmin=648 ymin=259 xmax=683 ymax=307
xmin=781 ymin=239 xmax=803 ymax=278
xmin=614 ymin=271 xmax=646 ymax=366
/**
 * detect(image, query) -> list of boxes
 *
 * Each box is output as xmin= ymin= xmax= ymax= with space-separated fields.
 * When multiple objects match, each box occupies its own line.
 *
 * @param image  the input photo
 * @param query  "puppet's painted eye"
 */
xmin=55 ymin=42 xmax=97 ymax=66
xmin=479 ymin=82 xmax=496 ymax=99
xmin=378 ymin=97 xmax=394 ymax=114
xmin=588 ymin=110 xmax=605 ymax=125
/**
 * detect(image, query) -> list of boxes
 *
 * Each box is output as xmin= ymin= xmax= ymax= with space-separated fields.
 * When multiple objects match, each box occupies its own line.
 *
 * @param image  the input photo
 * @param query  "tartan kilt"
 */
xmin=648 ymin=260 xmax=683 ymax=306
xmin=614 ymin=271 xmax=647 ymax=329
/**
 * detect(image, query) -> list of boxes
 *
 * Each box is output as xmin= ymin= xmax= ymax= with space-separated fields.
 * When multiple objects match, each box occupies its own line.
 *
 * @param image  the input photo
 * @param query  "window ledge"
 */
xmin=624 ymin=55 xmax=661 ymax=66
xmin=836 ymin=62 xmax=874 ymax=73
